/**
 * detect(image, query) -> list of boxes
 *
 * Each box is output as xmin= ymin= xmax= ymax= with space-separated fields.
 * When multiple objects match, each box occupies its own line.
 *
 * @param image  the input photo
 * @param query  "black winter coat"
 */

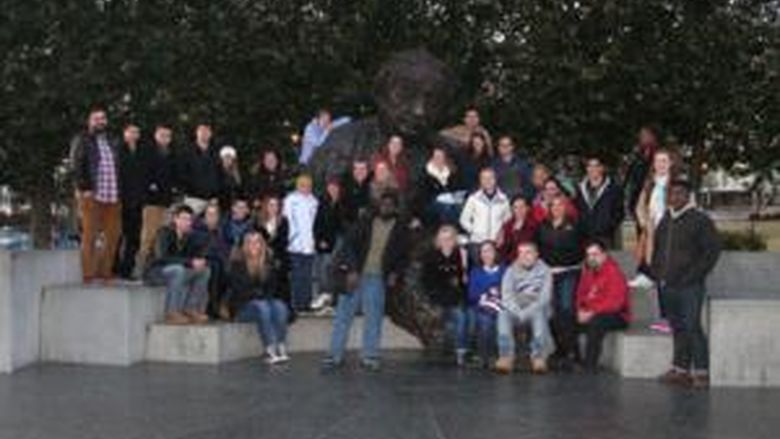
xmin=535 ymin=218 xmax=586 ymax=268
xmin=421 ymin=249 xmax=466 ymax=307
xmin=314 ymin=196 xmax=347 ymax=254
xmin=650 ymin=206 xmax=721 ymax=289
xmin=575 ymin=177 xmax=625 ymax=247
xmin=179 ymin=145 xmax=221 ymax=199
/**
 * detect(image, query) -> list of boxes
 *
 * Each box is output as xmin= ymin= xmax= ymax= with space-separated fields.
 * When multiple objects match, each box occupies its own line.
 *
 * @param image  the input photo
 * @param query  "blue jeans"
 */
xmin=328 ymin=273 xmax=386 ymax=362
xmin=497 ymin=308 xmax=554 ymax=359
xmin=552 ymin=269 xmax=580 ymax=359
xmin=445 ymin=307 xmax=469 ymax=352
xmin=289 ymin=253 xmax=315 ymax=310
xmin=475 ymin=309 xmax=497 ymax=360
xmin=236 ymin=299 xmax=290 ymax=347
xmin=161 ymin=264 xmax=210 ymax=313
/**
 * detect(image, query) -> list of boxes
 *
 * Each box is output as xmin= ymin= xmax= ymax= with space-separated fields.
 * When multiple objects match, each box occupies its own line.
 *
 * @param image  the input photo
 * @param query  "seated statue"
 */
xmin=310 ymin=49 xmax=468 ymax=347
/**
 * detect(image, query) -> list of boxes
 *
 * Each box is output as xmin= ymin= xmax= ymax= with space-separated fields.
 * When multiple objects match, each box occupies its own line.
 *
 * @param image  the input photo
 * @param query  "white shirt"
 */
xmin=282 ymin=191 xmax=319 ymax=255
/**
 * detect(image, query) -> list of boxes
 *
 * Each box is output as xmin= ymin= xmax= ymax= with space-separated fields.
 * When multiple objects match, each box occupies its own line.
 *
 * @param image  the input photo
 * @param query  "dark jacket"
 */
xmin=342 ymin=177 xmax=372 ymax=223
xmin=575 ymin=177 xmax=625 ymax=247
xmin=335 ymin=212 xmax=411 ymax=281
xmin=247 ymin=170 xmax=288 ymax=200
xmin=650 ymin=205 xmax=721 ymax=289
xmin=180 ymin=145 xmax=221 ymax=199
xmin=314 ymin=196 xmax=347 ymax=254
xmin=194 ymin=222 xmax=230 ymax=265
xmin=624 ymin=149 xmax=652 ymax=219
xmin=144 ymin=226 xmax=209 ymax=279
xmin=71 ymin=131 xmax=122 ymax=193
xmin=256 ymin=218 xmax=291 ymax=275
xmin=535 ymin=218 xmax=586 ymax=268
xmin=218 ymin=168 xmax=244 ymax=212
xmin=119 ymin=143 xmax=147 ymax=208
xmin=412 ymin=167 xmax=464 ymax=218
xmin=492 ymin=154 xmax=533 ymax=199
xmin=144 ymin=143 xmax=178 ymax=207
xmin=227 ymin=259 xmax=283 ymax=315
xmin=421 ymin=248 xmax=466 ymax=307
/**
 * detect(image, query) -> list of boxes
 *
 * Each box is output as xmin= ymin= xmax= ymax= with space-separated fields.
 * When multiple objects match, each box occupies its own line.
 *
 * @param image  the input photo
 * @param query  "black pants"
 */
xmin=579 ymin=313 xmax=628 ymax=369
xmin=206 ymin=257 xmax=227 ymax=319
xmin=661 ymin=284 xmax=709 ymax=372
xmin=118 ymin=203 xmax=142 ymax=278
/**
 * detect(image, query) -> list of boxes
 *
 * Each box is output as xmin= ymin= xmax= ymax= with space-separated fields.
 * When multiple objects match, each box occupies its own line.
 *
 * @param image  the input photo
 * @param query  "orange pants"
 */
xmin=80 ymin=197 xmax=122 ymax=280
xmin=137 ymin=205 xmax=168 ymax=269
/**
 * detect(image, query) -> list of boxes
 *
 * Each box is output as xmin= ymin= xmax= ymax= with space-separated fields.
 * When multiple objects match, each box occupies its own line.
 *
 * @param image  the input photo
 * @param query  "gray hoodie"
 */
xmin=500 ymin=259 xmax=553 ymax=321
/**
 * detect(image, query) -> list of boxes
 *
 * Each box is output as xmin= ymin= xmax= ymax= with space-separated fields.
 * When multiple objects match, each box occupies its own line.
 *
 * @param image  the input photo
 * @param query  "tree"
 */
xmin=1 ymin=0 xmax=778 ymax=246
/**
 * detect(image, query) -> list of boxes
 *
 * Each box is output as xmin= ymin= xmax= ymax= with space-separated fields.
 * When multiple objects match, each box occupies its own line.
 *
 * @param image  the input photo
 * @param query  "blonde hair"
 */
xmin=234 ymin=231 xmax=271 ymax=279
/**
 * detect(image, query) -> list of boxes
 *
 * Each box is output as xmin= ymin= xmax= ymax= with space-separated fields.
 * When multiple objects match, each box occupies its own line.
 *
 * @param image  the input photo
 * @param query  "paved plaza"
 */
xmin=0 ymin=351 xmax=778 ymax=439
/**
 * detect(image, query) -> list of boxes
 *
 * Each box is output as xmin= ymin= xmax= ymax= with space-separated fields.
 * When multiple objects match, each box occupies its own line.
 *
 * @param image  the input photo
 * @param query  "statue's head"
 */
xmin=374 ymin=49 xmax=457 ymax=138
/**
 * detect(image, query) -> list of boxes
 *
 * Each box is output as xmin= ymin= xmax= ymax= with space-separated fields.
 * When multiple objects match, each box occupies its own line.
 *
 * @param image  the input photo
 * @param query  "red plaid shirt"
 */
xmin=94 ymin=135 xmax=119 ymax=203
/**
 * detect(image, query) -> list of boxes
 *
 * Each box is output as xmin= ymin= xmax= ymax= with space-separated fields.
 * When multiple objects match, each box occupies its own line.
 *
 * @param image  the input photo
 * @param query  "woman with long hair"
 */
xmin=228 ymin=230 xmax=291 ymax=364
xmin=631 ymin=148 xmax=680 ymax=333
xmin=371 ymin=135 xmax=410 ymax=191
xmin=461 ymin=132 xmax=493 ymax=189
xmin=247 ymin=148 xmax=288 ymax=200
xmin=254 ymin=194 xmax=291 ymax=304
xmin=535 ymin=195 xmax=586 ymax=369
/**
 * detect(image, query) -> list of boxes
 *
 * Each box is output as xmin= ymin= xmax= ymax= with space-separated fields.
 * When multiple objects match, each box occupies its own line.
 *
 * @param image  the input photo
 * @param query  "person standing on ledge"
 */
xmin=323 ymin=192 xmax=410 ymax=371
xmin=651 ymin=179 xmax=721 ymax=389
xmin=70 ymin=106 xmax=122 ymax=283
xmin=144 ymin=204 xmax=211 ymax=325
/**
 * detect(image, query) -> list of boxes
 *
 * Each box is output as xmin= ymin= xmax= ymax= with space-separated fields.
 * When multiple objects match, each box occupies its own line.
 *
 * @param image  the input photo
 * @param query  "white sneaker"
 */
xmin=265 ymin=346 xmax=281 ymax=364
xmin=277 ymin=344 xmax=290 ymax=362
xmin=311 ymin=293 xmax=333 ymax=311
xmin=628 ymin=273 xmax=655 ymax=289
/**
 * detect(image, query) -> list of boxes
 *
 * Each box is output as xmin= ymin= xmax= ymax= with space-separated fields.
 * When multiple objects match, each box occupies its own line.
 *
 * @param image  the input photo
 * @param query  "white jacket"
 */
xmin=283 ymin=191 xmax=319 ymax=255
xmin=459 ymin=189 xmax=511 ymax=244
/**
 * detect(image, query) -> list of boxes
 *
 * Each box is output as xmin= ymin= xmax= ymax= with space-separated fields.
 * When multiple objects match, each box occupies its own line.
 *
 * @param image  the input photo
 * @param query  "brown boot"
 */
xmin=531 ymin=357 xmax=548 ymax=374
xmin=165 ymin=312 xmax=189 ymax=325
xmin=185 ymin=310 xmax=210 ymax=325
xmin=659 ymin=369 xmax=692 ymax=387
xmin=690 ymin=373 xmax=710 ymax=389
xmin=494 ymin=356 xmax=515 ymax=374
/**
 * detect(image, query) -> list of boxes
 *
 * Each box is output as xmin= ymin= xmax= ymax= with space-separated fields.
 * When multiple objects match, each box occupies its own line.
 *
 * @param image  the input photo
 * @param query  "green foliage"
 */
xmin=1 ymin=0 xmax=778 ymax=195
xmin=719 ymin=229 xmax=768 ymax=251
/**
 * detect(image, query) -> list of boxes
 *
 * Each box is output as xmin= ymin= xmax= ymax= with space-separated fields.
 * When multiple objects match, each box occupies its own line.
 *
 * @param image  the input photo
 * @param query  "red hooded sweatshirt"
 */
xmin=576 ymin=256 xmax=631 ymax=322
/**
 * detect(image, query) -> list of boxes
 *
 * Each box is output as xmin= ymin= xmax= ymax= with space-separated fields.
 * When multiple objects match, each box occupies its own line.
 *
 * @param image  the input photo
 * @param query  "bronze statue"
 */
xmin=311 ymin=49 xmax=466 ymax=347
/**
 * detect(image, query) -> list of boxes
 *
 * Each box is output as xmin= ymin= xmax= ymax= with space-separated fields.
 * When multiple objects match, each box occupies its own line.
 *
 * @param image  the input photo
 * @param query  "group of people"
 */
xmin=69 ymin=105 xmax=721 ymax=386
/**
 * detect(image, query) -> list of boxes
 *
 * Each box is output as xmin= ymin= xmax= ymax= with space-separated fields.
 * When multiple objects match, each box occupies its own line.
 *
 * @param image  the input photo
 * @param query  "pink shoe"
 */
xmin=649 ymin=320 xmax=672 ymax=334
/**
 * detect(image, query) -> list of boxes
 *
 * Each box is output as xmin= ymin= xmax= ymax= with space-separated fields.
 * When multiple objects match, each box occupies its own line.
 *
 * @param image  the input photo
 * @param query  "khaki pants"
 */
xmin=80 ymin=197 xmax=122 ymax=280
xmin=137 ymin=205 xmax=168 ymax=270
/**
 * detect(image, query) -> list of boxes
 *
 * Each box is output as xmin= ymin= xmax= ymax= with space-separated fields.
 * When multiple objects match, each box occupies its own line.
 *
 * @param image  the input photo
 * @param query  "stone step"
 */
xmin=40 ymin=283 xmax=164 ymax=366
xmin=601 ymin=328 xmax=673 ymax=379
xmin=145 ymin=316 xmax=422 ymax=364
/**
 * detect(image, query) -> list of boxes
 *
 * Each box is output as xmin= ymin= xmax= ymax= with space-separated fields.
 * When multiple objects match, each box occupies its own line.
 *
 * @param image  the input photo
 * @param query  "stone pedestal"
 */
xmin=41 ymin=283 xmax=164 ymax=366
xmin=710 ymin=298 xmax=780 ymax=387
xmin=0 ymin=250 xmax=81 ymax=373
xmin=146 ymin=323 xmax=263 ymax=364
xmin=602 ymin=330 xmax=673 ymax=378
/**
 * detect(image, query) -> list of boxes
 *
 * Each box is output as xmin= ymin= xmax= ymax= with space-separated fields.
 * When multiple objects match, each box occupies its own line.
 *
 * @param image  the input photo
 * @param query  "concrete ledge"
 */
xmin=288 ymin=315 xmax=423 ymax=353
xmin=41 ymin=283 xmax=164 ymax=366
xmin=710 ymin=299 xmax=780 ymax=387
xmin=602 ymin=329 xmax=673 ymax=379
xmin=0 ymin=250 xmax=81 ymax=373
xmin=146 ymin=323 xmax=262 ymax=364
xmin=145 ymin=316 xmax=423 ymax=364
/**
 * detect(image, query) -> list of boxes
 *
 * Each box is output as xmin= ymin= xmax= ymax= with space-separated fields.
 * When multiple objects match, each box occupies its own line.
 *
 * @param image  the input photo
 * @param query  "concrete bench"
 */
xmin=710 ymin=295 xmax=780 ymax=387
xmin=0 ymin=250 xmax=81 ymax=373
xmin=601 ymin=329 xmax=672 ymax=379
xmin=145 ymin=315 xmax=423 ymax=364
xmin=40 ymin=283 xmax=164 ymax=366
